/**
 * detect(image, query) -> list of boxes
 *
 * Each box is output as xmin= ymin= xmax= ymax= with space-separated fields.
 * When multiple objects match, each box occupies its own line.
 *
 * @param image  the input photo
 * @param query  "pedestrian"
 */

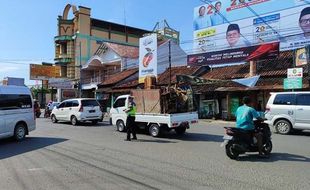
xmin=125 ymin=96 xmax=137 ymax=141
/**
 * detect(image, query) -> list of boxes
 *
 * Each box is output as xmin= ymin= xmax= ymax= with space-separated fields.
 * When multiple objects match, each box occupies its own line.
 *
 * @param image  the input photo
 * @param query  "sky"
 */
xmin=0 ymin=0 xmax=204 ymax=86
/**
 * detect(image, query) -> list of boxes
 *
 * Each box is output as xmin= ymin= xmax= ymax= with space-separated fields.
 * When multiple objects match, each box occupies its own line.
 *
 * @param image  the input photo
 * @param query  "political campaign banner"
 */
xmin=188 ymin=42 xmax=279 ymax=65
xmin=193 ymin=1 xmax=310 ymax=53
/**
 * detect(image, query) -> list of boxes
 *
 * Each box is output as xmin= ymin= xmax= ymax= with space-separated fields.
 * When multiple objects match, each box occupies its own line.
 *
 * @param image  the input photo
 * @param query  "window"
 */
xmin=58 ymin=102 xmax=65 ymax=108
xmin=113 ymin=98 xmax=126 ymax=108
xmin=81 ymin=100 xmax=100 ymax=107
xmin=0 ymin=94 xmax=32 ymax=110
xmin=297 ymin=94 xmax=310 ymax=106
xmin=72 ymin=100 xmax=79 ymax=107
xmin=65 ymin=101 xmax=73 ymax=107
xmin=273 ymin=94 xmax=296 ymax=105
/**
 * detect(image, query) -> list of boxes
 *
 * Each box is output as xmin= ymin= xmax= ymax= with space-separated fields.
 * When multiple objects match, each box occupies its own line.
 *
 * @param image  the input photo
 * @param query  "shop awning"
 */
xmin=232 ymin=75 xmax=260 ymax=87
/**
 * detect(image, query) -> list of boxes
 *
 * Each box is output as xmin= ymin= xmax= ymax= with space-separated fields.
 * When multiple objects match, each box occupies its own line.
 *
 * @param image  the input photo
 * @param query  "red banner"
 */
xmin=188 ymin=42 xmax=279 ymax=66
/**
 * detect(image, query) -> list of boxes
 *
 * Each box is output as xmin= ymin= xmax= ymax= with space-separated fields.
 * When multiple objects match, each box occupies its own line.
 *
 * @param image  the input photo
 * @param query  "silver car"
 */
xmin=265 ymin=92 xmax=310 ymax=134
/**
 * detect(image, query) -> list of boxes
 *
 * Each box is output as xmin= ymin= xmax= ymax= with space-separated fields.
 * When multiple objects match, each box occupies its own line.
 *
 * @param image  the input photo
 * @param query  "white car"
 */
xmin=0 ymin=85 xmax=36 ymax=141
xmin=51 ymin=98 xmax=103 ymax=125
xmin=265 ymin=91 xmax=310 ymax=134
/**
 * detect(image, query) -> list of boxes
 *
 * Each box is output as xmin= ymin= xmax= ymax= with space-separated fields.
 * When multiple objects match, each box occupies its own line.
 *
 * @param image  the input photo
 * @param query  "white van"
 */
xmin=265 ymin=91 xmax=310 ymax=134
xmin=0 ymin=85 xmax=36 ymax=141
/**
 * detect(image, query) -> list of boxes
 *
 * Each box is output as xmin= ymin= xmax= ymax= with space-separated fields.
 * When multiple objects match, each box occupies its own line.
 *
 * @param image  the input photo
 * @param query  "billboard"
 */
xmin=139 ymin=34 xmax=158 ymax=83
xmin=193 ymin=1 xmax=310 ymax=53
xmin=188 ymin=42 xmax=279 ymax=65
xmin=30 ymin=64 xmax=61 ymax=80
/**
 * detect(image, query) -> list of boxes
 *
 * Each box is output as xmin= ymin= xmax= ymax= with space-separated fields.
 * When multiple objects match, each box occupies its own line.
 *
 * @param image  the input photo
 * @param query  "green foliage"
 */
xmin=30 ymin=86 xmax=50 ymax=97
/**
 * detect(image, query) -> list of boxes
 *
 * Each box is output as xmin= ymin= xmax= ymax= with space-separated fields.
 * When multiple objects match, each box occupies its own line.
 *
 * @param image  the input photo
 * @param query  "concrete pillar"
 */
xmin=249 ymin=60 xmax=257 ymax=77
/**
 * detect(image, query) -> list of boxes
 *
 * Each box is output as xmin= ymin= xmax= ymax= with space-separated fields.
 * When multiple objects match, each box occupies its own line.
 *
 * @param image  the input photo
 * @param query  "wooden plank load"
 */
xmin=131 ymin=84 xmax=194 ymax=114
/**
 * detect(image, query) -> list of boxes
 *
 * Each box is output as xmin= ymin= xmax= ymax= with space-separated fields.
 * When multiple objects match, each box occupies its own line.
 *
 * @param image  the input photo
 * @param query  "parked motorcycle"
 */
xmin=221 ymin=120 xmax=272 ymax=159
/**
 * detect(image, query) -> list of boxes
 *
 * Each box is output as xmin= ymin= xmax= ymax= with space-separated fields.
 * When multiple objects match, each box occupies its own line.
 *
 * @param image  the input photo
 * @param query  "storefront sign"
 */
xmin=287 ymin=68 xmax=303 ymax=78
xmin=284 ymin=78 xmax=302 ymax=89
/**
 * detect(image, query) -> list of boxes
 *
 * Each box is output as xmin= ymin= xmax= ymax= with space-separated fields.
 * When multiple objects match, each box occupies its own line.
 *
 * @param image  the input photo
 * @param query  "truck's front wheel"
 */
xmin=116 ymin=120 xmax=126 ymax=132
xmin=149 ymin=124 xmax=160 ymax=137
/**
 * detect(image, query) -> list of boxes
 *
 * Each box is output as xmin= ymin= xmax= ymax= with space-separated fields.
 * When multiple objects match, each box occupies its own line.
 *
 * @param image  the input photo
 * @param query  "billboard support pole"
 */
xmin=169 ymin=40 xmax=171 ymax=87
xmin=306 ymin=45 xmax=310 ymax=89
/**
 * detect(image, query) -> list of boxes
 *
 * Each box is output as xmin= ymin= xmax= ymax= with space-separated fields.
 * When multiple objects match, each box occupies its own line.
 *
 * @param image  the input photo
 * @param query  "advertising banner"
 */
xmin=188 ymin=42 xmax=279 ymax=66
xmin=30 ymin=64 xmax=61 ymax=80
xmin=139 ymin=34 xmax=157 ymax=83
xmin=193 ymin=1 xmax=310 ymax=53
xmin=295 ymin=48 xmax=308 ymax=66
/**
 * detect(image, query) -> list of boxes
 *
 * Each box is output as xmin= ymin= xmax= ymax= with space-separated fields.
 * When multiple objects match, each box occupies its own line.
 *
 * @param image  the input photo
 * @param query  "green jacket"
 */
xmin=127 ymin=102 xmax=136 ymax=116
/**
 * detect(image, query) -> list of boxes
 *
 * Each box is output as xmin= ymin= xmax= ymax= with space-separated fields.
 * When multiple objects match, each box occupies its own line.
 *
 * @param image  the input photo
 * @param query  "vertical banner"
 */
xmin=139 ymin=34 xmax=157 ymax=83
xmin=295 ymin=48 xmax=308 ymax=66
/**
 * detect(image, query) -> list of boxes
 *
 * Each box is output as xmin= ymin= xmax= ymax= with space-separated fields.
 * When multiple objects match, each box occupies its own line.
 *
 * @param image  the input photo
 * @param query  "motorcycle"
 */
xmin=44 ymin=105 xmax=51 ymax=118
xmin=221 ymin=120 xmax=272 ymax=159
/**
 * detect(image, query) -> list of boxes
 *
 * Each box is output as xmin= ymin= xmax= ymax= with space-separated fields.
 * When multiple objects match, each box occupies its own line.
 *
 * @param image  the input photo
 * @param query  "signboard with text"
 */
xmin=188 ymin=42 xmax=279 ymax=65
xmin=284 ymin=78 xmax=303 ymax=89
xmin=30 ymin=64 xmax=61 ymax=80
xmin=287 ymin=68 xmax=303 ymax=78
xmin=193 ymin=1 xmax=309 ymax=53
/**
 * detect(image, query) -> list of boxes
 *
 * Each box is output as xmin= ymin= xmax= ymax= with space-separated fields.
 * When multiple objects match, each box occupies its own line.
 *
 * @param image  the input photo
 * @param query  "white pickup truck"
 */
xmin=110 ymin=94 xmax=198 ymax=137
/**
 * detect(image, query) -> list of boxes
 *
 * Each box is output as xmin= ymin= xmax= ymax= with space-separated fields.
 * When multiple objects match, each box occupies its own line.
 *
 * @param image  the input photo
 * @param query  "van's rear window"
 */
xmin=0 ymin=94 xmax=32 ymax=110
xmin=81 ymin=100 xmax=100 ymax=107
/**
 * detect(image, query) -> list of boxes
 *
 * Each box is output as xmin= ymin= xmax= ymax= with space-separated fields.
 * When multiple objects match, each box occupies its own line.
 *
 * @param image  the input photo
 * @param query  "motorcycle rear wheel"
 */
xmin=225 ymin=142 xmax=239 ymax=160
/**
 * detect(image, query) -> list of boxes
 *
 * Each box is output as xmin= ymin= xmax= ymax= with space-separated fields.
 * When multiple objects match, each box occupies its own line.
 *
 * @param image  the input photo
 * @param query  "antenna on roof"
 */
xmin=123 ymin=0 xmax=128 ymax=42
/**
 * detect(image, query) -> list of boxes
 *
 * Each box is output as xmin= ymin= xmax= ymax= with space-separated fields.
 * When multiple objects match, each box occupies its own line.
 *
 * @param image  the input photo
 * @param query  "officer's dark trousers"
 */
xmin=126 ymin=116 xmax=137 ymax=140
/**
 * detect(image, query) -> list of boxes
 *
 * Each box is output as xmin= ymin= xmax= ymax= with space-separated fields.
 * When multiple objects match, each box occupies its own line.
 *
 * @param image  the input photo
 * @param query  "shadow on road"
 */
xmin=290 ymin=130 xmax=310 ymax=136
xmin=49 ymin=120 xmax=112 ymax=127
xmin=165 ymin=132 xmax=223 ymax=142
xmin=133 ymin=139 xmax=177 ymax=143
xmin=237 ymin=152 xmax=310 ymax=162
xmin=0 ymin=137 xmax=68 ymax=160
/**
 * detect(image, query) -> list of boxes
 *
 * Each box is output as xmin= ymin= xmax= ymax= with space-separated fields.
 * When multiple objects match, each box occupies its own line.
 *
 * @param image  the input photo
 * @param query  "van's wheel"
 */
xmin=275 ymin=120 xmax=291 ymax=135
xmin=14 ymin=123 xmax=26 ymax=141
xmin=116 ymin=120 xmax=125 ymax=132
xmin=149 ymin=124 xmax=160 ymax=137
xmin=71 ymin=116 xmax=78 ymax=126
xmin=175 ymin=127 xmax=186 ymax=135
xmin=51 ymin=115 xmax=58 ymax=123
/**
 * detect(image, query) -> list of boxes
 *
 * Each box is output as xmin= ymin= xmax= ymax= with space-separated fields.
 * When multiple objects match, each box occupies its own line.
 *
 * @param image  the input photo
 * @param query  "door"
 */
xmin=63 ymin=101 xmax=73 ymax=121
xmin=54 ymin=102 xmax=66 ymax=120
xmin=0 ymin=110 xmax=6 ymax=136
xmin=295 ymin=93 xmax=310 ymax=129
xmin=111 ymin=97 xmax=127 ymax=124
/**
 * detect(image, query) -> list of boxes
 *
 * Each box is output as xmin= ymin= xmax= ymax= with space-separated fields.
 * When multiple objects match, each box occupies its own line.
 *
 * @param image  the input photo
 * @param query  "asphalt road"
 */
xmin=0 ymin=118 xmax=310 ymax=190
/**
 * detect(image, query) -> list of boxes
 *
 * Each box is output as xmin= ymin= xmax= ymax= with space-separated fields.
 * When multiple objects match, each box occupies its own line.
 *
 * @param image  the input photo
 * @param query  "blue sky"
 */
xmin=0 ymin=0 xmax=203 ymax=86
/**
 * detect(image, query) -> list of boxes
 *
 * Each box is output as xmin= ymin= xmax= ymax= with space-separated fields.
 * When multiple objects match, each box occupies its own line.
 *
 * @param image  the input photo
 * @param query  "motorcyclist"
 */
xmin=235 ymin=96 xmax=266 ymax=158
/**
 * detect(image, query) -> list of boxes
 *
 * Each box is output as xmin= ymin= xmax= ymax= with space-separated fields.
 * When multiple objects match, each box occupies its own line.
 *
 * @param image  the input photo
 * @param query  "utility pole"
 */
xmin=79 ymin=41 xmax=82 ymax=98
xmin=169 ymin=40 xmax=171 ymax=87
